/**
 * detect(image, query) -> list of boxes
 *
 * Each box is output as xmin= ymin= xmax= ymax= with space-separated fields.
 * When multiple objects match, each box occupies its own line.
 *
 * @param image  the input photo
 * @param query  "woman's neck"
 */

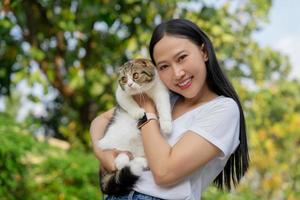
xmin=181 ymin=84 xmax=218 ymax=108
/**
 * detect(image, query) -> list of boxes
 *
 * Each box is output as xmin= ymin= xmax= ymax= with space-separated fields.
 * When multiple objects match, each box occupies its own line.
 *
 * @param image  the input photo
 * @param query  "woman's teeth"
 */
xmin=178 ymin=78 xmax=191 ymax=87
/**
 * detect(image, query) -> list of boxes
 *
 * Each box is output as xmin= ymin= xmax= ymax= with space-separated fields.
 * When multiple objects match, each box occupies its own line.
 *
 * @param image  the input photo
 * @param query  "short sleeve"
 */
xmin=188 ymin=98 xmax=240 ymax=158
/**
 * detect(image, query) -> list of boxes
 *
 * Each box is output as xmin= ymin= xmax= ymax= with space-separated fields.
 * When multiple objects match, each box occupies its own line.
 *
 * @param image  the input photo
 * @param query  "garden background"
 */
xmin=1 ymin=0 xmax=299 ymax=199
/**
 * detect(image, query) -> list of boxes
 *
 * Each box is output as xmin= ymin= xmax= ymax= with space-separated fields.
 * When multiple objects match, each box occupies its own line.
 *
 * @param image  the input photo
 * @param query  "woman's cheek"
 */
xmin=163 ymin=78 xmax=173 ymax=90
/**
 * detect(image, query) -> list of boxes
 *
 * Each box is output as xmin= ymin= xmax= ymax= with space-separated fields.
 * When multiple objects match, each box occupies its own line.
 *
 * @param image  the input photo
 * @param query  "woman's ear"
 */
xmin=201 ymin=44 xmax=208 ymax=61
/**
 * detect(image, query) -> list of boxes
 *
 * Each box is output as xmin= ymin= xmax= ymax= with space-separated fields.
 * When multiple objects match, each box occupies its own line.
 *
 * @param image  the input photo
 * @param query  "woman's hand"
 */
xmin=132 ymin=94 xmax=157 ymax=114
xmin=98 ymin=149 xmax=133 ymax=172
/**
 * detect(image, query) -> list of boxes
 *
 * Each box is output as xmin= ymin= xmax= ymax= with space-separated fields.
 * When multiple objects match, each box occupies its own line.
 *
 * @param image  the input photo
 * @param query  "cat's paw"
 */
xmin=115 ymin=153 xmax=130 ymax=170
xmin=129 ymin=157 xmax=148 ymax=176
xmin=128 ymin=108 xmax=145 ymax=120
xmin=159 ymin=119 xmax=172 ymax=135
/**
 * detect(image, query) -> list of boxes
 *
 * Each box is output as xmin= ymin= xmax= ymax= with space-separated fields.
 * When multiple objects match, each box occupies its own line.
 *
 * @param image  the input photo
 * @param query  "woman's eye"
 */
xmin=158 ymin=65 xmax=168 ymax=71
xmin=178 ymin=55 xmax=187 ymax=62
xmin=121 ymin=77 xmax=127 ymax=83
xmin=133 ymin=73 xmax=139 ymax=79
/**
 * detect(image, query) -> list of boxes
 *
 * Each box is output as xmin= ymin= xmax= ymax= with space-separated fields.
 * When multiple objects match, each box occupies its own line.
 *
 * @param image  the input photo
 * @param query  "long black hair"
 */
xmin=149 ymin=19 xmax=249 ymax=190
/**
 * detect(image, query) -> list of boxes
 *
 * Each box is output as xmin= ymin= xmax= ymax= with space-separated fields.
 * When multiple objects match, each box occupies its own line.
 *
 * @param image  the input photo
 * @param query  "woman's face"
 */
xmin=153 ymin=35 xmax=209 ymax=101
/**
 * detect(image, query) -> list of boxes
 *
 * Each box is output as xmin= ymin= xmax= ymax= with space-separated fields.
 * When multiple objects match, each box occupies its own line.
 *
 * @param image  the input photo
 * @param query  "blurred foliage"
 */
xmin=0 ymin=0 xmax=182 ymax=146
xmin=0 ymin=113 xmax=101 ymax=200
xmin=0 ymin=0 xmax=289 ymax=146
xmin=0 ymin=0 xmax=300 ymax=199
xmin=203 ymin=80 xmax=300 ymax=199
xmin=0 ymin=113 xmax=34 ymax=199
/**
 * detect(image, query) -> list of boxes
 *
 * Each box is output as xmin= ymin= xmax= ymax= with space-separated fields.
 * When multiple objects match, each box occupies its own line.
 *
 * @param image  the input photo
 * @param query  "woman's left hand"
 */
xmin=132 ymin=94 xmax=157 ymax=114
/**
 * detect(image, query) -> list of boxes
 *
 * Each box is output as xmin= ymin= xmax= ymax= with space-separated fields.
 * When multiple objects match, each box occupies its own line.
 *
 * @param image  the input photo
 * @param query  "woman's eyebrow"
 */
xmin=173 ymin=50 xmax=186 ymax=58
xmin=156 ymin=50 xmax=186 ymax=66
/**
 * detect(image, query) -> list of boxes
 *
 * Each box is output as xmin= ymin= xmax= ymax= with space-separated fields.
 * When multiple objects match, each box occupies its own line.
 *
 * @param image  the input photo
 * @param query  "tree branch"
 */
xmin=22 ymin=0 xmax=74 ymax=98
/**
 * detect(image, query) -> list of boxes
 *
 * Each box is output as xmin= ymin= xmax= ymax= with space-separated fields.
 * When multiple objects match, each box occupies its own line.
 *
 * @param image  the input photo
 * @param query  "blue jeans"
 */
xmin=105 ymin=190 xmax=163 ymax=200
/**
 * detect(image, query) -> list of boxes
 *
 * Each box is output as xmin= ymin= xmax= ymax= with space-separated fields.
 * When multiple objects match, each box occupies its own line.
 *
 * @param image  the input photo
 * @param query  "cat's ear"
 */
xmin=141 ymin=59 xmax=154 ymax=68
xmin=139 ymin=59 xmax=148 ymax=66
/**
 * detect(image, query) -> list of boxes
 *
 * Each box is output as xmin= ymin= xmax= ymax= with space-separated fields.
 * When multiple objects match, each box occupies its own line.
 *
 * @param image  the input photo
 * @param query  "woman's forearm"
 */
xmin=140 ymin=119 xmax=172 ymax=184
xmin=135 ymin=98 xmax=173 ymax=183
xmin=90 ymin=115 xmax=109 ymax=160
xmin=89 ymin=108 xmax=114 ymax=160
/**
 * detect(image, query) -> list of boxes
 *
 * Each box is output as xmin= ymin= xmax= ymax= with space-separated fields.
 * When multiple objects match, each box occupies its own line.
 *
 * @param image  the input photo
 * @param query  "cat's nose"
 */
xmin=128 ymin=83 xmax=133 ymax=87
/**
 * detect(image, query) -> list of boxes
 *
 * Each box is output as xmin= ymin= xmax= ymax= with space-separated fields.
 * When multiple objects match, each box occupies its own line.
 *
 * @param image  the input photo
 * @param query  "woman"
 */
xmin=90 ymin=19 xmax=249 ymax=200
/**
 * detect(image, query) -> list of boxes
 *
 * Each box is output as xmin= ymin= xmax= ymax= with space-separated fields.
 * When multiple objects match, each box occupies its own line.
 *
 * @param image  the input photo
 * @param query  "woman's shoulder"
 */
xmin=194 ymin=96 xmax=239 ymax=117
xmin=213 ymin=96 xmax=239 ymax=109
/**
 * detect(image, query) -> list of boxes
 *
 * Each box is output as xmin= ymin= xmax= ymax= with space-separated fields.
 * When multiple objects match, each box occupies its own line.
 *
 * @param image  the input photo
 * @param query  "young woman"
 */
xmin=90 ymin=19 xmax=249 ymax=200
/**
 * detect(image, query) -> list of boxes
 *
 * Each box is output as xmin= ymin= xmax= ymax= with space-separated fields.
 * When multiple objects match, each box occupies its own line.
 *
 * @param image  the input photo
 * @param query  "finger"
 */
xmin=110 ymin=165 xmax=117 ymax=172
xmin=112 ymin=149 xmax=122 ymax=156
xmin=104 ymin=162 xmax=117 ymax=173
xmin=113 ymin=149 xmax=124 ymax=155
xmin=114 ymin=150 xmax=134 ymax=160
xmin=132 ymin=94 xmax=140 ymax=102
xmin=123 ymin=151 xmax=134 ymax=160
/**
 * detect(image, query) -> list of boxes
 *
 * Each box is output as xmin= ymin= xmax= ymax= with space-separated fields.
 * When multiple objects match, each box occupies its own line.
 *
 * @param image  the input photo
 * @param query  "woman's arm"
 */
xmin=90 ymin=108 xmax=135 ymax=171
xmin=141 ymin=120 xmax=220 ymax=187
xmin=90 ymin=108 xmax=114 ymax=157
xmin=135 ymin=96 xmax=221 ymax=187
xmin=90 ymin=108 xmax=119 ymax=171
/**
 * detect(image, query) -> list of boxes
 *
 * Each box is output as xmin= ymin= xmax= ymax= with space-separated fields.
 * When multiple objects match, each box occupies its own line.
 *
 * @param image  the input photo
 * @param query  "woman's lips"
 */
xmin=177 ymin=77 xmax=192 ymax=89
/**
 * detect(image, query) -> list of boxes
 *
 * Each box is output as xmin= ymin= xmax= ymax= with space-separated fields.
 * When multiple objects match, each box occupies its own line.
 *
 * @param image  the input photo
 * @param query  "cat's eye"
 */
xmin=133 ymin=73 xmax=139 ymax=79
xmin=121 ymin=76 xmax=127 ymax=83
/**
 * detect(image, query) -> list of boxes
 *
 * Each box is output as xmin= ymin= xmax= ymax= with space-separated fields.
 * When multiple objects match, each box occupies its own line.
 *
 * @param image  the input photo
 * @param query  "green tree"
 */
xmin=2 ymin=0 xmax=286 ymax=146
xmin=1 ymin=0 xmax=179 ymax=145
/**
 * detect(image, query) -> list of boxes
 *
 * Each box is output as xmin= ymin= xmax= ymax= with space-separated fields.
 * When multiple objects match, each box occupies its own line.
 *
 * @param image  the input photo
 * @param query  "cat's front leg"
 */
xmin=159 ymin=118 xmax=172 ymax=135
xmin=149 ymin=90 xmax=172 ymax=135
xmin=116 ymin=86 xmax=145 ymax=119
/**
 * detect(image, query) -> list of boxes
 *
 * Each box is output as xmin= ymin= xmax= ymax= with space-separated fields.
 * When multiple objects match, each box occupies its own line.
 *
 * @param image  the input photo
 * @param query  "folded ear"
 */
xmin=138 ymin=58 xmax=155 ymax=68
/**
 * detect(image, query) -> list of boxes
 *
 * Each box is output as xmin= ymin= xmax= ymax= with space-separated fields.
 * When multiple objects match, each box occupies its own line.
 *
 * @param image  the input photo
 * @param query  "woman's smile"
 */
xmin=177 ymin=77 xmax=193 ymax=90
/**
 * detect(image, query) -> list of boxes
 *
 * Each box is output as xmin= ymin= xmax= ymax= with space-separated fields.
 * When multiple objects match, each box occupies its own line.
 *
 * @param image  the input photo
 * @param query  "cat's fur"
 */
xmin=98 ymin=59 xmax=172 ymax=195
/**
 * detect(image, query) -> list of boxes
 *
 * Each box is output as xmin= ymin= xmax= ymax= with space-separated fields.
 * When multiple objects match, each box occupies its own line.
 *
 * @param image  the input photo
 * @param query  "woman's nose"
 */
xmin=172 ymin=65 xmax=185 ymax=80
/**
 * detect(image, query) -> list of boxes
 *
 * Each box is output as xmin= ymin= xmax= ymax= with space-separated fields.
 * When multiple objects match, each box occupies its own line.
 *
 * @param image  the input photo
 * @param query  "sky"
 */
xmin=253 ymin=0 xmax=300 ymax=79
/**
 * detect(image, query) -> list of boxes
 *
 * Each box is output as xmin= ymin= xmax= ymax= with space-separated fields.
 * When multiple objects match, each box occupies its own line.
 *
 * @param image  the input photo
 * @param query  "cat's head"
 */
xmin=117 ymin=59 xmax=156 ymax=93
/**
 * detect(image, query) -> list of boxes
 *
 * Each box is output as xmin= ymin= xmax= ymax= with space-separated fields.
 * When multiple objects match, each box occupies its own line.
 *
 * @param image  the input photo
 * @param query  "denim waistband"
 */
xmin=105 ymin=190 xmax=164 ymax=200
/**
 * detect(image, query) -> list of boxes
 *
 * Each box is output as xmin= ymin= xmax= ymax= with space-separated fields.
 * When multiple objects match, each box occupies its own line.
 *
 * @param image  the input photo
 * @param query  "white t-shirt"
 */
xmin=133 ymin=95 xmax=240 ymax=200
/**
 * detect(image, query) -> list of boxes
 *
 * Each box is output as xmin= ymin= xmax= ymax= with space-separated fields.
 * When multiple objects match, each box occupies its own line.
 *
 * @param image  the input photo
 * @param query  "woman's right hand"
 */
xmin=96 ymin=148 xmax=133 ymax=172
xmin=97 ymin=149 xmax=119 ymax=172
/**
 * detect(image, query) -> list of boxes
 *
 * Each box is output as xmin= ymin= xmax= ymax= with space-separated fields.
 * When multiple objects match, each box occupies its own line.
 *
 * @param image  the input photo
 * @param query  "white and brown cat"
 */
xmin=98 ymin=58 xmax=172 ymax=195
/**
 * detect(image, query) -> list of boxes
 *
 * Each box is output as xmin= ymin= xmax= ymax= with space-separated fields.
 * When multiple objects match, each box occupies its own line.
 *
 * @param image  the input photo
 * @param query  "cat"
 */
xmin=97 ymin=58 xmax=172 ymax=195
